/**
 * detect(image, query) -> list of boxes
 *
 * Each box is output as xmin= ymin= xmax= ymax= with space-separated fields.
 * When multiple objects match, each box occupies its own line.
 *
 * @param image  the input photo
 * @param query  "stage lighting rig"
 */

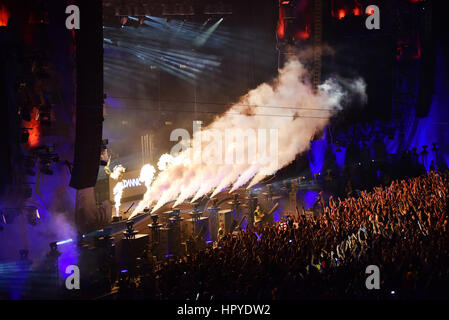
xmin=0 ymin=212 xmax=5 ymax=231
xmin=120 ymin=16 xmax=128 ymax=27
xmin=431 ymin=142 xmax=438 ymax=153
xmin=124 ymin=220 xmax=138 ymax=240
xmin=148 ymin=214 xmax=162 ymax=248
xmin=40 ymin=161 xmax=53 ymax=175
xmin=1 ymin=209 xmax=19 ymax=225
xmin=25 ymin=206 xmax=40 ymax=226
xmin=49 ymin=241 xmax=58 ymax=251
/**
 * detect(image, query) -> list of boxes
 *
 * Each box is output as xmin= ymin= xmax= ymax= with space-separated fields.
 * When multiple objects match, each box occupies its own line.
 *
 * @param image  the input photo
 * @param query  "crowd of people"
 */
xmin=120 ymin=171 xmax=448 ymax=300
xmin=316 ymin=119 xmax=444 ymax=200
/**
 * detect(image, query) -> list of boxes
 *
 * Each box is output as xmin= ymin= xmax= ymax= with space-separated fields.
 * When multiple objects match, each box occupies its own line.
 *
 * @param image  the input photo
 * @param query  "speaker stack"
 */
xmin=69 ymin=0 xmax=104 ymax=189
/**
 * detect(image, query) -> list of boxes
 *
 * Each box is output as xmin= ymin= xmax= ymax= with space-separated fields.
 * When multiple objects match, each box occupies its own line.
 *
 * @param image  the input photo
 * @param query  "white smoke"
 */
xmin=139 ymin=164 xmax=156 ymax=202
xmin=157 ymin=153 xmax=174 ymax=171
xmin=129 ymin=59 xmax=366 ymax=218
xmin=110 ymin=164 xmax=126 ymax=180
xmin=110 ymin=164 xmax=126 ymax=217
xmin=113 ymin=181 xmax=124 ymax=217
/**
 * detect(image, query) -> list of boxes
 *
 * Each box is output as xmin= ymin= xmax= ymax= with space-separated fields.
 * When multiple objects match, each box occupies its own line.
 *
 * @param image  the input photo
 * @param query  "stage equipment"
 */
xmin=184 ymin=214 xmax=209 ymax=240
xmin=25 ymin=207 xmax=40 ymax=226
xmin=123 ymin=220 xmax=138 ymax=240
xmin=168 ymin=210 xmax=183 ymax=255
xmin=231 ymin=215 xmax=247 ymax=236
xmin=70 ymin=0 xmax=104 ymax=189
xmin=45 ymin=242 xmax=61 ymax=287
xmin=218 ymin=209 xmax=232 ymax=233
xmin=207 ymin=206 xmax=220 ymax=241
xmin=119 ymin=232 xmax=149 ymax=276
xmin=148 ymin=214 xmax=163 ymax=257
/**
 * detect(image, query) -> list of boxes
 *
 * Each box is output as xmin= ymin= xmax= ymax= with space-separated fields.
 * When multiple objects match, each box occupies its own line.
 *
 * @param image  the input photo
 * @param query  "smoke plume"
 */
xmin=130 ymin=59 xmax=366 ymax=218
xmin=110 ymin=165 xmax=126 ymax=217
xmin=139 ymin=164 xmax=156 ymax=201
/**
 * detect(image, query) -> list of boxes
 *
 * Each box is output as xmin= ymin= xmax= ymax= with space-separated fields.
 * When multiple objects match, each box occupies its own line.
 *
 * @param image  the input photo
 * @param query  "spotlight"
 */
xmin=49 ymin=241 xmax=58 ymax=251
xmin=46 ymin=241 xmax=61 ymax=263
xmin=421 ymin=145 xmax=429 ymax=154
xmin=431 ymin=142 xmax=438 ymax=152
xmin=25 ymin=207 xmax=40 ymax=226
xmin=150 ymin=214 xmax=159 ymax=225
xmin=126 ymin=220 xmax=134 ymax=233
xmin=124 ymin=220 xmax=137 ymax=239
xmin=56 ymin=238 xmax=73 ymax=246
xmin=0 ymin=212 xmax=5 ymax=231
xmin=37 ymin=106 xmax=52 ymax=126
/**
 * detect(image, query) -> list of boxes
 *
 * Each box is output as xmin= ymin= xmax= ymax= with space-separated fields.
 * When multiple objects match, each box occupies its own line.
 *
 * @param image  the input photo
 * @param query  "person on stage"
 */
xmin=253 ymin=205 xmax=264 ymax=227
xmin=218 ymin=222 xmax=225 ymax=241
